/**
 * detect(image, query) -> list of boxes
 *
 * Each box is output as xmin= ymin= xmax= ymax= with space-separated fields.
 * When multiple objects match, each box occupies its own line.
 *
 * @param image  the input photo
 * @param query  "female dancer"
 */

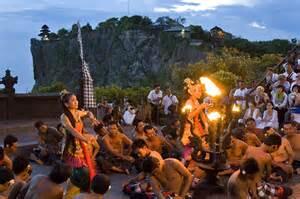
xmin=60 ymin=91 xmax=99 ymax=181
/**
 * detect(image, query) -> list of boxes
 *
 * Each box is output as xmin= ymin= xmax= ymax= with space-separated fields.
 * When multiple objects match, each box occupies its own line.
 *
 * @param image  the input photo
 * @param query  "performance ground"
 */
xmin=1 ymin=119 xmax=300 ymax=198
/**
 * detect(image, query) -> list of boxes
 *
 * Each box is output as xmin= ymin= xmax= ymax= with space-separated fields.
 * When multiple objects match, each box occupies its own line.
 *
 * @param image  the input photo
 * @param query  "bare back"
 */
xmin=244 ymin=146 xmax=272 ymax=179
xmin=24 ymin=175 xmax=63 ymax=199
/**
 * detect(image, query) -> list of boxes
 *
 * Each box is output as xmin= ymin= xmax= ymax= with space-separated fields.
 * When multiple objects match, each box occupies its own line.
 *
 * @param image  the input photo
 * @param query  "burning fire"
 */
xmin=200 ymin=77 xmax=221 ymax=97
xmin=207 ymin=111 xmax=221 ymax=121
xmin=232 ymin=104 xmax=240 ymax=113
xmin=182 ymin=104 xmax=192 ymax=113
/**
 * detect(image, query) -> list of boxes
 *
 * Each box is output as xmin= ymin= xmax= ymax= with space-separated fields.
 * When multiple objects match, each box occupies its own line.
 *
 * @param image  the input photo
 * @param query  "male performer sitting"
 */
xmin=283 ymin=121 xmax=300 ymax=174
xmin=142 ymin=157 xmax=192 ymax=199
xmin=98 ymin=121 xmax=134 ymax=174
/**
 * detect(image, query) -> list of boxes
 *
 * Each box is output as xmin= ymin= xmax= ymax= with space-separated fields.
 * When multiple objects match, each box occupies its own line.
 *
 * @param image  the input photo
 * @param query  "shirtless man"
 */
xmin=100 ymin=121 xmax=134 ymax=173
xmin=144 ymin=125 xmax=172 ymax=157
xmin=22 ymin=162 xmax=71 ymax=199
xmin=0 ymin=147 xmax=12 ymax=170
xmin=133 ymin=120 xmax=147 ymax=140
xmin=263 ymin=127 xmax=294 ymax=182
xmin=227 ymin=158 xmax=260 ymax=199
xmin=142 ymin=157 xmax=192 ymax=199
xmin=226 ymin=129 xmax=249 ymax=169
xmin=232 ymin=127 xmax=261 ymax=147
xmin=245 ymin=118 xmax=264 ymax=142
xmin=3 ymin=135 xmax=18 ymax=164
xmin=74 ymin=174 xmax=111 ymax=199
xmin=243 ymin=134 xmax=282 ymax=181
xmin=123 ymin=139 xmax=164 ymax=191
xmin=283 ymin=121 xmax=300 ymax=173
xmin=0 ymin=167 xmax=14 ymax=199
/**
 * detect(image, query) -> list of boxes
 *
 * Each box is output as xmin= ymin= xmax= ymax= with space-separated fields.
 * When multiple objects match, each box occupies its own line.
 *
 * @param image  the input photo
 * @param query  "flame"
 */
xmin=207 ymin=111 xmax=221 ymax=121
xmin=182 ymin=104 xmax=192 ymax=113
xmin=200 ymin=77 xmax=221 ymax=97
xmin=232 ymin=104 xmax=240 ymax=113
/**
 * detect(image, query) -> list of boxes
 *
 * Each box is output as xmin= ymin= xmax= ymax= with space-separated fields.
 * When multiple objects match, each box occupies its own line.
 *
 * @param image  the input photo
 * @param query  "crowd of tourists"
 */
xmin=1 ymin=59 xmax=300 ymax=198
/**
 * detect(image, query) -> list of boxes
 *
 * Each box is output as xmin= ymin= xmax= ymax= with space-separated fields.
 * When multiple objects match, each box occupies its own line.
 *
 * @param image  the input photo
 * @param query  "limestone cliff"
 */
xmin=31 ymin=28 xmax=205 ymax=90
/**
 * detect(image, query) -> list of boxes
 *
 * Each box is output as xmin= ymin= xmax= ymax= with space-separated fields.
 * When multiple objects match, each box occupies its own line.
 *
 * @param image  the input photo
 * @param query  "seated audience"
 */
xmin=272 ymin=85 xmax=288 ymax=127
xmin=260 ymin=102 xmax=279 ymax=129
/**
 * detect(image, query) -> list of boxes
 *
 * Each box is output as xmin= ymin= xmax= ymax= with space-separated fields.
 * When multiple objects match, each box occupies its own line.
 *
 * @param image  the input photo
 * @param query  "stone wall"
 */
xmin=0 ymin=93 xmax=61 ymax=120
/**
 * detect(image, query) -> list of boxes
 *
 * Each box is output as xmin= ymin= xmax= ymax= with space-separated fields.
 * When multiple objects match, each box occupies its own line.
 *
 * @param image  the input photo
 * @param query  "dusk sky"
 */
xmin=0 ymin=0 xmax=299 ymax=92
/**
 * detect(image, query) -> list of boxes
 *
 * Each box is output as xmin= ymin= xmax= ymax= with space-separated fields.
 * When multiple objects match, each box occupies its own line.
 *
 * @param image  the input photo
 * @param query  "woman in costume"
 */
xmin=60 ymin=91 xmax=99 ymax=181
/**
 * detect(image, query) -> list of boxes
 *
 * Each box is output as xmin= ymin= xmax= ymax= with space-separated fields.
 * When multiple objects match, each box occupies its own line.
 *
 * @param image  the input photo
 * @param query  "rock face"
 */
xmin=31 ymin=28 xmax=205 ymax=90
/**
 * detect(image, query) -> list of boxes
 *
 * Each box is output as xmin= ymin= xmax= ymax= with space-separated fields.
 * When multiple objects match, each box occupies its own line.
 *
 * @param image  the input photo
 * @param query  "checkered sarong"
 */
xmin=77 ymin=22 xmax=96 ymax=109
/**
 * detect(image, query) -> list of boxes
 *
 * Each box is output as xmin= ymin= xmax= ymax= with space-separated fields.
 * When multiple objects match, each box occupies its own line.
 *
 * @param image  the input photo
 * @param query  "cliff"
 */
xmin=31 ymin=27 xmax=205 ymax=91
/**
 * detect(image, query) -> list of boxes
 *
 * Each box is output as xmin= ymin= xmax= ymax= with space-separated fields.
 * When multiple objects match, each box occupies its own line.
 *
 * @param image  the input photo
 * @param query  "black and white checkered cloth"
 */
xmin=77 ymin=22 xmax=96 ymax=109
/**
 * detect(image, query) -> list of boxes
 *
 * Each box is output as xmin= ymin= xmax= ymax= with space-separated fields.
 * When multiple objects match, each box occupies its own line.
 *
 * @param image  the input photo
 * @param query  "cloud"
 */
xmin=154 ymin=0 xmax=258 ymax=13
xmin=249 ymin=21 xmax=266 ymax=30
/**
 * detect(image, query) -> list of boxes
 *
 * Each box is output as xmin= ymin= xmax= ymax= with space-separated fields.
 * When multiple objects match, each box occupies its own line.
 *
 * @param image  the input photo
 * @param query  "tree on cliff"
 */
xmin=38 ymin=24 xmax=50 ymax=41
xmin=57 ymin=28 xmax=69 ymax=38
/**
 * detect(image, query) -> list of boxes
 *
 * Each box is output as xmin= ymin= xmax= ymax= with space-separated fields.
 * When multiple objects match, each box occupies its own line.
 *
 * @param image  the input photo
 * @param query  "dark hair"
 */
xmin=170 ymin=118 xmax=180 ymax=126
xmin=0 ymin=147 xmax=4 ymax=160
xmin=70 ymin=168 xmax=90 ymax=192
xmin=48 ymin=162 xmax=71 ymax=184
xmin=93 ymin=123 xmax=104 ymax=133
xmin=132 ymin=139 xmax=148 ymax=151
xmin=143 ymin=125 xmax=154 ymax=133
xmin=142 ymin=157 xmax=159 ymax=173
xmin=232 ymin=128 xmax=245 ymax=140
xmin=263 ymin=126 xmax=273 ymax=134
xmin=91 ymin=174 xmax=111 ymax=194
xmin=284 ymin=120 xmax=298 ymax=127
xmin=133 ymin=119 xmax=143 ymax=127
xmin=292 ymin=85 xmax=300 ymax=91
xmin=61 ymin=93 xmax=76 ymax=127
xmin=56 ymin=123 xmax=63 ymax=130
xmin=240 ymin=158 xmax=259 ymax=176
xmin=245 ymin=118 xmax=255 ymax=124
xmin=13 ymin=156 xmax=29 ymax=175
xmin=263 ymin=134 xmax=282 ymax=147
xmin=103 ymin=115 xmax=113 ymax=124
xmin=153 ymin=84 xmax=160 ymax=89
xmin=0 ymin=167 xmax=14 ymax=185
xmin=34 ymin=121 xmax=45 ymax=129
xmin=276 ymin=85 xmax=285 ymax=90
xmin=4 ymin=135 xmax=18 ymax=148
xmin=108 ymin=121 xmax=118 ymax=126
xmin=61 ymin=93 xmax=77 ymax=153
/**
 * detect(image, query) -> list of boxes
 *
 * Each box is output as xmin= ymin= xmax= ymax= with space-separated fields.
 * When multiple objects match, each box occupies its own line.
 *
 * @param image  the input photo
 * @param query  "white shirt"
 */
xmin=282 ymin=72 xmax=297 ymax=82
xmin=162 ymin=94 xmax=178 ymax=114
xmin=147 ymin=90 xmax=163 ymax=105
xmin=266 ymin=73 xmax=278 ymax=84
xmin=233 ymin=88 xmax=249 ymax=110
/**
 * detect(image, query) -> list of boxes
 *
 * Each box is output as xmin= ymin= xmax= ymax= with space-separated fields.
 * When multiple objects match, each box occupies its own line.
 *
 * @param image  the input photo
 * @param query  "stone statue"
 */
xmin=0 ymin=69 xmax=18 ymax=94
